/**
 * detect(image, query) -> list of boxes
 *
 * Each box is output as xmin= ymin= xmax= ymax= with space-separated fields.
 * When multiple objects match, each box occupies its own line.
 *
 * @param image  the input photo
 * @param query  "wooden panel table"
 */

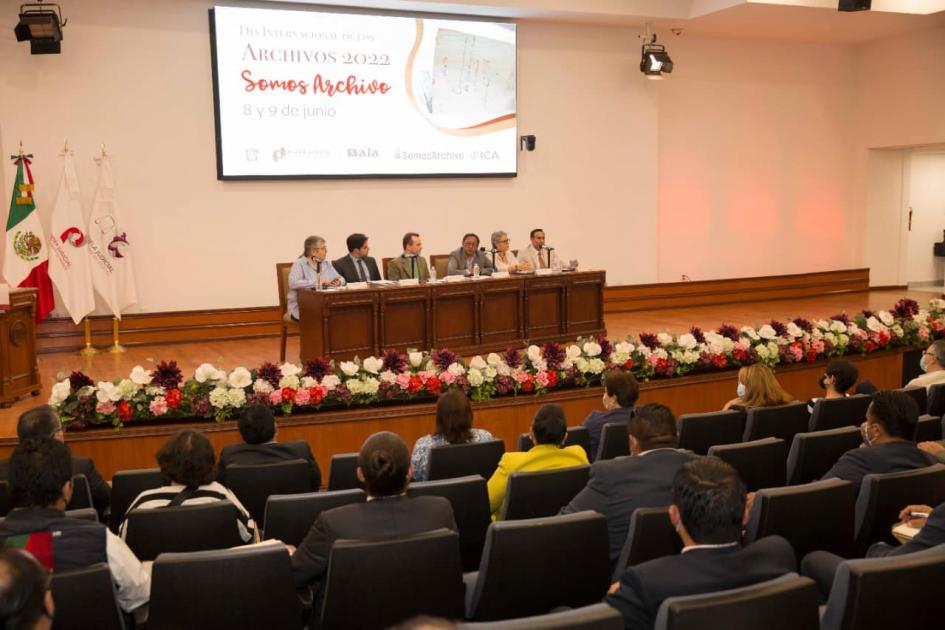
xmin=298 ymin=270 xmax=606 ymax=361
xmin=1 ymin=288 xmax=41 ymax=408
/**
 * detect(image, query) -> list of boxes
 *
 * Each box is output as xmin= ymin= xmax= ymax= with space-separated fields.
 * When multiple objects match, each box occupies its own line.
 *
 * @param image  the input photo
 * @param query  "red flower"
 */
xmin=117 ymin=400 xmax=132 ymax=422
xmin=711 ymin=354 xmax=727 ymax=368
xmin=622 ymin=358 xmax=634 ymax=370
xmin=425 ymin=377 xmax=441 ymax=393
xmin=408 ymin=375 xmax=424 ymax=394
xmin=655 ymin=358 xmax=670 ymax=374
xmin=521 ymin=375 xmax=535 ymax=392
xmin=281 ymin=387 xmax=296 ymax=403
xmin=165 ymin=388 xmax=183 ymax=409
xmin=308 ymin=387 xmax=324 ymax=404
xmin=545 ymin=370 xmax=559 ymax=388
xmin=733 ymin=349 xmax=749 ymax=362
xmin=865 ymin=341 xmax=875 ymax=353
xmin=806 ymin=349 xmax=818 ymax=362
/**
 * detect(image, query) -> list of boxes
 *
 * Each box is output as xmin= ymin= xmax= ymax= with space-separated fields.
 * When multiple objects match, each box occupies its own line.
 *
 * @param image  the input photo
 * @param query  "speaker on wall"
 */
xmin=838 ymin=0 xmax=871 ymax=11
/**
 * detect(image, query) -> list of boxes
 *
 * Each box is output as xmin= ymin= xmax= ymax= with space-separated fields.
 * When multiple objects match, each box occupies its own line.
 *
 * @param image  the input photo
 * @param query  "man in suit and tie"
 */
xmin=332 ymin=233 xmax=381 ymax=283
xmin=217 ymin=404 xmax=321 ymax=489
xmin=388 ymin=232 xmax=430 ymax=281
xmin=446 ymin=233 xmax=494 ymax=276
xmin=0 ymin=405 xmax=111 ymax=520
xmin=563 ymin=403 xmax=696 ymax=566
xmin=605 ymin=457 xmax=796 ymax=629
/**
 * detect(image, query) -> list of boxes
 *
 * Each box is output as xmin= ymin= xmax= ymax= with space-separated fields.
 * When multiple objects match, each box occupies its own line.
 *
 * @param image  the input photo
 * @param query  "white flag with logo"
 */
xmin=87 ymin=154 xmax=137 ymax=318
xmin=48 ymin=152 xmax=95 ymax=324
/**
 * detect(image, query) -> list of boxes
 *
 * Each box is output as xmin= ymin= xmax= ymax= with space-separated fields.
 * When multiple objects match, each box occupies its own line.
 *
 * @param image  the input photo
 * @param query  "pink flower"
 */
xmin=294 ymin=388 xmax=311 ymax=406
xmin=149 ymin=397 xmax=168 ymax=417
xmin=512 ymin=369 xmax=529 ymax=383
xmin=418 ymin=370 xmax=436 ymax=381
xmin=919 ymin=326 xmax=930 ymax=340
xmin=535 ymin=371 xmax=550 ymax=387
xmin=811 ymin=339 xmax=825 ymax=354
xmin=396 ymin=372 xmax=412 ymax=390
xmin=439 ymin=371 xmax=456 ymax=385
xmin=646 ymin=355 xmax=661 ymax=367
xmin=269 ymin=390 xmax=283 ymax=405
xmin=734 ymin=340 xmax=750 ymax=352
xmin=788 ymin=345 xmax=803 ymax=361
xmin=96 ymin=401 xmax=115 ymax=415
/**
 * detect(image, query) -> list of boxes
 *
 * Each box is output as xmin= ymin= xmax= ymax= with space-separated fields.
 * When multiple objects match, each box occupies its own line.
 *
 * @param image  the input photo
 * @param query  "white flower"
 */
xmin=195 ymin=363 xmax=220 ymax=384
xmin=582 ymin=341 xmax=602 ymax=357
xmin=379 ymin=370 xmax=398 ymax=384
xmin=447 ymin=362 xmax=466 ymax=376
xmin=561 ymin=358 xmax=573 ymax=370
xmin=209 ymin=387 xmax=230 ymax=409
xmin=930 ymin=299 xmax=945 ymax=311
xmin=575 ymin=358 xmax=590 ymax=372
xmin=278 ymin=375 xmax=300 ymax=389
xmin=825 ymin=332 xmax=838 ymax=346
xmin=566 ymin=345 xmax=583 ymax=361
xmin=227 ymin=367 xmax=252 ymax=389
xmin=657 ymin=333 xmax=674 ymax=347
xmin=77 ymin=385 xmax=95 ymax=398
xmin=758 ymin=325 xmax=777 ymax=340
xmin=892 ymin=324 xmax=904 ymax=337
xmin=408 ymin=352 xmax=424 ymax=368
xmin=130 ymin=365 xmax=152 ymax=385
xmin=786 ymin=322 xmax=804 ymax=339
xmin=49 ymin=379 xmax=71 ymax=405
xmin=677 ymin=333 xmax=698 ymax=349
xmin=741 ymin=327 xmax=760 ymax=341
xmin=837 ymin=334 xmax=850 ymax=346
xmin=117 ymin=379 xmax=137 ymax=400
xmin=321 ymin=374 xmax=341 ymax=391
xmin=484 ymin=366 xmax=497 ymax=379
xmin=362 ymin=356 xmax=383 ymax=374
xmin=846 ymin=323 xmax=862 ymax=336
xmin=468 ymin=368 xmax=484 ymax=387
xmin=878 ymin=311 xmax=895 ymax=326
xmin=95 ymin=381 xmax=120 ymax=403
xmin=496 ymin=363 xmax=511 ymax=377
xmin=588 ymin=358 xmax=606 ymax=374
xmin=340 ymin=361 xmax=359 ymax=377
xmin=300 ymin=376 xmax=317 ymax=389
xmin=253 ymin=378 xmax=273 ymax=394
xmin=652 ymin=348 xmax=669 ymax=360
xmin=527 ymin=345 xmax=542 ymax=362
xmin=613 ymin=352 xmax=630 ymax=366
xmin=349 ymin=378 xmax=379 ymax=396
xmin=829 ymin=321 xmax=847 ymax=334
xmin=816 ymin=320 xmax=831 ymax=331
xmin=227 ymin=388 xmax=246 ymax=408
xmin=486 ymin=353 xmax=502 ymax=366
xmin=755 ymin=344 xmax=770 ymax=359
xmin=280 ymin=362 xmax=302 ymax=377
xmin=470 ymin=356 xmax=487 ymax=370
xmin=145 ymin=385 xmax=166 ymax=397
xmin=532 ymin=357 xmax=548 ymax=372
xmin=615 ymin=341 xmax=635 ymax=355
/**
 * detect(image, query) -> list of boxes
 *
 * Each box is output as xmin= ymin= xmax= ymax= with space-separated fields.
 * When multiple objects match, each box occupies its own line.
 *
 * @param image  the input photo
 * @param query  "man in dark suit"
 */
xmin=332 ymin=233 xmax=381 ymax=283
xmin=562 ymin=403 xmax=695 ymax=565
xmin=583 ymin=370 xmax=639 ymax=461
xmin=291 ymin=431 xmax=456 ymax=592
xmin=0 ymin=405 xmax=110 ymax=519
xmin=217 ymin=405 xmax=321 ymax=489
xmin=605 ymin=457 xmax=796 ymax=629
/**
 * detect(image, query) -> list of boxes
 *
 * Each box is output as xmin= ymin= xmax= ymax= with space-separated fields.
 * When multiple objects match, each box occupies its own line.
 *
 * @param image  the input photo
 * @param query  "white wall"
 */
xmin=906 ymin=151 xmax=945 ymax=285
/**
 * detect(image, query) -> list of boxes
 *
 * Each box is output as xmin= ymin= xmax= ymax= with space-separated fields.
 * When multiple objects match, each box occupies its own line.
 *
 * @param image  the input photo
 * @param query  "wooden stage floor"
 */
xmin=1 ymin=287 xmax=935 ymax=439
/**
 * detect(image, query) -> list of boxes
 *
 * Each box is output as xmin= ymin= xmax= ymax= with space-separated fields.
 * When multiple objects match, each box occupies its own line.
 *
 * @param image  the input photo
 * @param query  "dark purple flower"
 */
xmin=431 ymin=348 xmax=460 ymax=371
xmin=502 ymin=347 xmax=522 ymax=368
xmin=333 ymin=385 xmax=353 ymax=404
xmin=380 ymin=349 xmax=408 ymax=373
xmin=768 ymin=320 xmax=788 ymax=338
xmin=830 ymin=312 xmax=851 ymax=325
xmin=151 ymin=361 xmax=182 ymax=389
xmin=542 ymin=343 xmax=566 ymax=370
xmin=257 ymin=362 xmax=281 ymax=388
xmin=68 ymin=370 xmax=94 ymax=391
xmin=638 ymin=332 xmax=659 ymax=350
xmin=716 ymin=324 xmax=740 ymax=341
xmin=303 ymin=357 xmax=332 ymax=381
xmin=247 ymin=392 xmax=271 ymax=407
xmin=892 ymin=298 xmax=920 ymax=320
xmin=495 ymin=374 xmax=515 ymax=395
xmin=598 ymin=337 xmax=613 ymax=362
xmin=192 ymin=397 xmax=211 ymax=417
xmin=861 ymin=310 xmax=874 ymax=319
xmin=791 ymin=317 xmax=814 ymax=333
xmin=689 ymin=327 xmax=706 ymax=344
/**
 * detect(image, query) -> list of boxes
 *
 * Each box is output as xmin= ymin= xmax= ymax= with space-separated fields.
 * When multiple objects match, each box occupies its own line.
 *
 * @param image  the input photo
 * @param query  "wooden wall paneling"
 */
xmin=379 ymin=288 xmax=429 ymax=351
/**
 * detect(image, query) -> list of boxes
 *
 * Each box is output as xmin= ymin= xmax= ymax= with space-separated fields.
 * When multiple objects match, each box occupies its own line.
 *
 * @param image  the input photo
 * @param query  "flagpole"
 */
xmin=79 ymin=318 xmax=98 ymax=356
xmin=109 ymin=316 xmax=125 ymax=353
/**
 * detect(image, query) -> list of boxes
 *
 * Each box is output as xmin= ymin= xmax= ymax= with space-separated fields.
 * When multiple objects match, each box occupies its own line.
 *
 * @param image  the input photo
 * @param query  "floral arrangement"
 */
xmin=49 ymin=298 xmax=945 ymax=431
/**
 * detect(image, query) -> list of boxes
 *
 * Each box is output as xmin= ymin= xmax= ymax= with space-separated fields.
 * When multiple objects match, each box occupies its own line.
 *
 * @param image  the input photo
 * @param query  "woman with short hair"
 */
xmin=490 ymin=230 xmax=529 ymax=273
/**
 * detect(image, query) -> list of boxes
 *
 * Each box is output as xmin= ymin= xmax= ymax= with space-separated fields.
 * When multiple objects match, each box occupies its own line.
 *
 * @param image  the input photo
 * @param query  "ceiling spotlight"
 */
xmin=14 ymin=2 xmax=66 ymax=55
xmin=640 ymin=34 xmax=673 ymax=80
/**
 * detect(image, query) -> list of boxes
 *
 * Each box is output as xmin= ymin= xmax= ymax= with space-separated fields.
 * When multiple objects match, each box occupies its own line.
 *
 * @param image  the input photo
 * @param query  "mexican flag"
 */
xmin=3 ymin=151 xmax=54 ymax=321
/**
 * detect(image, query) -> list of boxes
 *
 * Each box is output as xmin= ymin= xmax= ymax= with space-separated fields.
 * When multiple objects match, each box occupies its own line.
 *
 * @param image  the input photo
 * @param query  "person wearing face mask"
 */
xmin=286 ymin=235 xmax=345 ymax=321
xmin=582 ymin=370 xmax=640 ymax=462
xmin=905 ymin=340 xmax=945 ymax=391
xmin=820 ymin=390 xmax=937 ymax=498
xmin=722 ymin=364 xmax=793 ymax=412
xmin=806 ymin=359 xmax=858 ymax=413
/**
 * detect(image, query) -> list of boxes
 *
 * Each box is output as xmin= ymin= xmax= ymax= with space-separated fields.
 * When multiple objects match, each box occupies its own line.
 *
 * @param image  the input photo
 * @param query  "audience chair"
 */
xmin=225 ymin=459 xmax=314 ymax=525
xmin=108 ymin=467 xmax=163 ymax=533
xmin=64 ymin=507 xmax=100 ymax=522
xmin=428 ymin=439 xmax=505 ymax=481
xmin=612 ymin=506 xmax=682 ymax=582
xmin=517 ymin=426 xmax=592 ymax=457
xmin=596 ymin=423 xmax=630 ymax=461
xmin=264 ymin=488 xmax=366 ymax=547
xmin=65 ymin=474 xmax=93 ymax=512
xmin=654 ymin=573 xmax=819 ymax=630
xmin=744 ymin=478 xmax=855 ymax=560
xmin=708 ymin=438 xmax=787 ymax=491
xmin=458 ymin=603 xmax=623 ymax=629
xmin=808 ymin=396 xmax=871 ymax=432
xmin=915 ymin=414 xmax=943 ymax=442
xmin=853 ymin=464 xmax=945 ymax=555
xmin=820 ymin=544 xmax=945 ymax=630
xmin=0 ymin=480 xmax=11 ymax=517
xmin=465 ymin=512 xmax=611 ymax=621
xmin=50 ymin=563 xmax=127 ymax=630
xmin=786 ymin=426 xmax=863 ymax=485
xmin=896 ymin=386 xmax=928 ymax=417
xmin=276 ymin=261 xmax=298 ymax=363
xmin=408 ymin=475 xmax=491 ymax=572
xmin=327 ymin=452 xmax=362 ymax=491
xmin=927 ymin=383 xmax=945 ymax=417
xmin=148 ymin=542 xmax=302 ymax=630
xmin=124 ymin=501 xmax=248 ymax=561
xmin=498 ymin=465 xmax=591 ymax=521
xmin=677 ymin=410 xmax=746 ymax=455
xmin=320 ymin=528 xmax=464 ymax=629
xmin=430 ymin=254 xmax=449 ymax=279
xmin=742 ymin=402 xmax=810 ymax=444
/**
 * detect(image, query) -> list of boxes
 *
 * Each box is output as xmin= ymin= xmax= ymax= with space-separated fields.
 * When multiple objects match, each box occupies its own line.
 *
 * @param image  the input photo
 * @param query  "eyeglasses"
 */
xmin=497 ymin=239 xmax=509 ymax=244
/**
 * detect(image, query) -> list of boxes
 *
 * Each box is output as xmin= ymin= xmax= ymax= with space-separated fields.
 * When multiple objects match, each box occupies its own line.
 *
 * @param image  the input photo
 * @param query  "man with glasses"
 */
xmin=287 ymin=235 xmax=345 ymax=321
xmin=906 ymin=340 xmax=945 ymax=390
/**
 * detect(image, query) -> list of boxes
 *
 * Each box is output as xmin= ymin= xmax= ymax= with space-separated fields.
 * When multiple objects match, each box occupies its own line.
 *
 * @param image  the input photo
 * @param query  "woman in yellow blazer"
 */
xmin=487 ymin=404 xmax=590 ymax=518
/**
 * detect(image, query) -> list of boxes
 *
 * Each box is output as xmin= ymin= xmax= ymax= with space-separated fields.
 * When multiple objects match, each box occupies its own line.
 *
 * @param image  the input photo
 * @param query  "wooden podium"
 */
xmin=298 ymin=270 xmax=606 ymax=361
xmin=0 ymin=288 xmax=41 ymax=407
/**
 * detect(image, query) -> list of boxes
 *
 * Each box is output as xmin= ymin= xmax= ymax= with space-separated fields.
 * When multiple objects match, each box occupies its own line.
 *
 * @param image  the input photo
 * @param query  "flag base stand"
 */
xmin=79 ymin=319 xmax=98 ymax=357
xmin=108 ymin=317 xmax=126 ymax=353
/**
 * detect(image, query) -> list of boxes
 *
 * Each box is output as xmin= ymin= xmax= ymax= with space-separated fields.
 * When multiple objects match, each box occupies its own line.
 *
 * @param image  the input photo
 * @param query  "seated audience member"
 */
xmin=563 ymin=403 xmax=695 ymax=564
xmin=722 ymin=364 xmax=793 ymax=411
xmin=332 ymin=233 xmax=381 ymax=283
xmin=520 ymin=228 xmax=574 ymax=271
xmin=446 ymin=233 xmax=494 ymax=276
xmin=821 ymin=391 xmax=937 ymax=497
xmin=487 ymin=404 xmax=589 ymax=518
xmin=217 ymin=405 xmax=321 ymax=489
xmin=0 ymin=405 xmax=110 ymax=518
xmin=0 ymin=548 xmax=55 ymax=630
xmin=291 ymin=431 xmax=457 ymax=592
xmin=583 ymin=370 xmax=639 ymax=461
xmin=490 ymin=230 xmax=529 ymax=273
xmin=388 ymin=232 xmax=430 ymax=281
xmin=868 ymin=501 xmax=945 ymax=557
xmin=806 ymin=359 xmax=859 ymax=413
xmin=120 ymin=430 xmax=253 ymax=543
xmin=286 ymin=235 xmax=345 ymax=321
xmin=605 ymin=457 xmax=795 ymax=629
xmin=411 ymin=390 xmax=494 ymax=482
xmin=0 ymin=440 xmax=149 ymax=614
xmin=905 ymin=340 xmax=945 ymax=390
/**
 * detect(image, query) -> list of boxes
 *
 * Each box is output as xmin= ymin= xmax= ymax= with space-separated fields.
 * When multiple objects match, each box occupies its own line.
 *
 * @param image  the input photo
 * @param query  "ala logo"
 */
xmin=347 ymin=147 xmax=378 ymax=158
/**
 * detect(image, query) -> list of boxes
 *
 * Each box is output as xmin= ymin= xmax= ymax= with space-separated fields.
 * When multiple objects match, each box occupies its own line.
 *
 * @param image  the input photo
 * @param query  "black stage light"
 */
xmin=838 ymin=0 xmax=871 ymax=12
xmin=640 ymin=37 xmax=673 ymax=79
xmin=14 ymin=3 xmax=66 ymax=55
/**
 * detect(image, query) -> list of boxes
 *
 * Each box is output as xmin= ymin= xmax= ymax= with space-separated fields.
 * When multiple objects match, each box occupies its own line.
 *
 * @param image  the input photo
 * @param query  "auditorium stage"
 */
xmin=0 ymin=288 xmax=934 ymax=478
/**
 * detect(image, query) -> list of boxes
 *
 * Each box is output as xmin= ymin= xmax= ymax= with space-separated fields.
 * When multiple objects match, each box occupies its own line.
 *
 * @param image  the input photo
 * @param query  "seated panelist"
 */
xmin=521 ymin=228 xmax=575 ymax=271
xmin=490 ymin=230 xmax=529 ymax=273
xmin=447 ymin=233 xmax=494 ymax=276
xmin=388 ymin=232 xmax=430 ymax=281
xmin=332 ymin=233 xmax=381 ymax=283
xmin=286 ymin=235 xmax=345 ymax=321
